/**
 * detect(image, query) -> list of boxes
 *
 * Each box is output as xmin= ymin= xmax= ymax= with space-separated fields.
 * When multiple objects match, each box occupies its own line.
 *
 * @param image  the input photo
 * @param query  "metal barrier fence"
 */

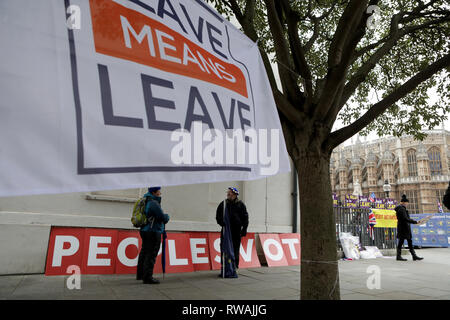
xmin=334 ymin=206 xmax=397 ymax=251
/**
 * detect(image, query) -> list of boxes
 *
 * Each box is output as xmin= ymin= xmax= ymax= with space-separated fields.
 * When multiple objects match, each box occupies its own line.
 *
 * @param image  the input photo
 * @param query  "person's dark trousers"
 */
xmin=137 ymin=230 xmax=161 ymax=281
xmin=231 ymin=228 xmax=242 ymax=268
xmin=219 ymin=229 xmax=242 ymax=270
xmin=397 ymin=238 xmax=417 ymax=258
xmin=136 ymin=231 xmax=145 ymax=280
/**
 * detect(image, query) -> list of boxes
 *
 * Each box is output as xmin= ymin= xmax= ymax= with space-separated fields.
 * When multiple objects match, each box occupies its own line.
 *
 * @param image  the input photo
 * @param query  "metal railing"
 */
xmin=334 ymin=206 xmax=397 ymax=251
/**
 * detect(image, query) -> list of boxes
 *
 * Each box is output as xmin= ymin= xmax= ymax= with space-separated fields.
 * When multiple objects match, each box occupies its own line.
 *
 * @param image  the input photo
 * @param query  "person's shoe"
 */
xmin=412 ymin=255 xmax=423 ymax=261
xmin=396 ymin=256 xmax=407 ymax=261
xmin=143 ymin=278 xmax=160 ymax=284
xmin=136 ymin=277 xmax=142 ymax=281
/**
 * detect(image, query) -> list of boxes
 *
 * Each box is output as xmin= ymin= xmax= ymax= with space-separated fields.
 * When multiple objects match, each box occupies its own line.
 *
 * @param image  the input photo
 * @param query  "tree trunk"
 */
xmin=296 ymin=151 xmax=340 ymax=300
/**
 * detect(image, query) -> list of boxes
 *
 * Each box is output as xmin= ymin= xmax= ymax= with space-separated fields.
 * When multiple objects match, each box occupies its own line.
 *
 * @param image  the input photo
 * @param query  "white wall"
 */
xmin=0 ymin=224 xmax=51 ymax=274
xmin=0 ymin=174 xmax=297 ymax=233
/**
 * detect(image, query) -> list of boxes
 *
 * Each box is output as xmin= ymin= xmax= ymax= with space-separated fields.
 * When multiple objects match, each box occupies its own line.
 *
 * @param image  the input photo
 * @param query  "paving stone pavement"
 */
xmin=0 ymin=248 xmax=449 ymax=300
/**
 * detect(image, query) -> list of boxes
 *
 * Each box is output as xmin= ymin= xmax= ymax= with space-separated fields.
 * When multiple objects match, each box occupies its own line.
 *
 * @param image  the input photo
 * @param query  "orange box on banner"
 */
xmin=81 ymin=228 xmax=118 ymax=274
xmin=89 ymin=0 xmax=248 ymax=97
xmin=115 ymin=230 xmax=141 ymax=274
xmin=258 ymin=234 xmax=289 ymax=267
xmin=188 ymin=232 xmax=211 ymax=271
xmin=45 ymin=227 xmax=86 ymax=276
xmin=279 ymin=233 xmax=301 ymax=266
xmin=154 ymin=233 xmax=194 ymax=274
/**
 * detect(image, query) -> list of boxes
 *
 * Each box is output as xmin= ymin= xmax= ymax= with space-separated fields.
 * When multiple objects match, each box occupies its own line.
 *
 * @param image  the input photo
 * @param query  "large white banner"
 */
xmin=0 ymin=0 xmax=290 ymax=197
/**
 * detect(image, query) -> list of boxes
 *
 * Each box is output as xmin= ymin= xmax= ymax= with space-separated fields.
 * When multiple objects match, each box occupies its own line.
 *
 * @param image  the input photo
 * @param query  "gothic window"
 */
xmin=428 ymin=147 xmax=442 ymax=176
xmin=406 ymin=149 xmax=417 ymax=177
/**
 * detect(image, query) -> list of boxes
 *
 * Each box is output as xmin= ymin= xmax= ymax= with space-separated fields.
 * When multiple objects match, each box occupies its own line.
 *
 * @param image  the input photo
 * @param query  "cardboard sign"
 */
xmin=208 ymin=232 xmax=261 ymax=269
xmin=208 ymin=232 xmax=222 ymax=270
xmin=45 ymin=227 xmax=86 ymax=276
xmin=373 ymin=209 xmax=397 ymax=228
xmin=332 ymin=193 xmax=339 ymax=207
xmin=359 ymin=196 xmax=371 ymax=209
xmin=154 ymin=233 xmax=194 ymax=274
xmin=115 ymin=230 xmax=141 ymax=274
xmin=45 ymin=227 xmax=304 ymax=275
xmin=258 ymin=234 xmax=289 ymax=267
xmin=279 ymin=233 xmax=300 ymax=266
xmin=81 ymin=228 xmax=118 ymax=274
xmin=188 ymin=232 xmax=211 ymax=271
xmin=345 ymin=194 xmax=358 ymax=208
xmin=374 ymin=198 xmax=385 ymax=209
xmin=384 ymin=198 xmax=397 ymax=210
xmin=238 ymin=233 xmax=261 ymax=268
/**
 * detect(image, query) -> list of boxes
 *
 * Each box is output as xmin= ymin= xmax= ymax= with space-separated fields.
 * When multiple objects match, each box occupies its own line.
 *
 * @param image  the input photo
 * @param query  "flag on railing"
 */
xmin=437 ymin=200 xmax=444 ymax=213
xmin=369 ymin=192 xmax=376 ymax=203
xmin=367 ymin=208 xmax=377 ymax=240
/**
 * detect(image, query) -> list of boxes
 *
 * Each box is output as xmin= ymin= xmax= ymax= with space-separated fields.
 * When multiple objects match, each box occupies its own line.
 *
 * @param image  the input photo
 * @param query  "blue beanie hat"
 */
xmin=148 ymin=187 xmax=161 ymax=194
xmin=228 ymin=187 xmax=239 ymax=195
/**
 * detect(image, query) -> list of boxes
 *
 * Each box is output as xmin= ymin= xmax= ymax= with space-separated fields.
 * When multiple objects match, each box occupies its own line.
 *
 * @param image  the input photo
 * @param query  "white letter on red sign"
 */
xmin=52 ymin=235 xmax=80 ymax=267
xmin=87 ymin=236 xmax=111 ymax=266
xmin=263 ymin=239 xmax=283 ymax=261
xmin=190 ymin=238 xmax=208 ymax=264
xmin=168 ymin=239 xmax=188 ymax=266
xmin=214 ymin=238 xmax=221 ymax=263
xmin=240 ymin=239 xmax=253 ymax=262
xmin=281 ymin=238 xmax=299 ymax=259
xmin=117 ymin=237 xmax=139 ymax=267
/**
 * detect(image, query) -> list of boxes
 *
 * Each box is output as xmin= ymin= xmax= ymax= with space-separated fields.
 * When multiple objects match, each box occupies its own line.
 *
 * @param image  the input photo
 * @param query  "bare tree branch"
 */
xmin=264 ymin=0 xmax=301 ymax=103
xmin=273 ymin=89 xmax=306 ymax=127
xmin=349 ymin=36 xmax=389 ymax=66
xmin=327 ymin=0 xmax=370 ymax=68
xmin=333 ymin=12 xmax=450 ymax=124
xmin=315 ymin=0 xmax=371 ymax=120
xmin=221 ymin=0 xmax=304 ymax=126
xmin=326 ymin=52 xmax=450 ymax=150
xmin=280 ymin=0 xmax=314 ymax=99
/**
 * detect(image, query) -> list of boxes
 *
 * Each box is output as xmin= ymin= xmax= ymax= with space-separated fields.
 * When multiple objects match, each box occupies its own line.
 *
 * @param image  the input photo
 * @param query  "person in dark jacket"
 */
xmin=395 ymin=194 xmax=423 ymax=261
xmin=216 ymin=187 xmax=249 ymax=269
xmin=443 ymin=181 xmax=450 ymax=210
xmin=136 ymin=187 xmax=170 ymax=284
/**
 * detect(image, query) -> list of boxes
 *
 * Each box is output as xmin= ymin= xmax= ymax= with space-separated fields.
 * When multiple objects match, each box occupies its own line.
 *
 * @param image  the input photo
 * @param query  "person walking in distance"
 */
xmin=443 ymin=181 xmax=450 ymax=210
xmin=395 ymin=194 xmax=423 ymax=261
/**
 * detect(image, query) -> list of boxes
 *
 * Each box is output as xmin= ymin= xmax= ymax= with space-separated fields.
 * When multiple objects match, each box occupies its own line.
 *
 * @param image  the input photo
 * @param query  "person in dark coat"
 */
xmin=443 ymin=181 xmax=450 ymax=210
xmin=136 ymin=187 xmax=170 ymax=284
xmin=216 ymin=187 xmax=249 ymax=269
xmin=394 ymin=194 xmax=423 ymax=261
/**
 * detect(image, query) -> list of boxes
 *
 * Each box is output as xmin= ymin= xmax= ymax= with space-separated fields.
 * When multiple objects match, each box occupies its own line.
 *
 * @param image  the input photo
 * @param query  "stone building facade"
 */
xmin=330 ymin=129 xmax=450 ymax=213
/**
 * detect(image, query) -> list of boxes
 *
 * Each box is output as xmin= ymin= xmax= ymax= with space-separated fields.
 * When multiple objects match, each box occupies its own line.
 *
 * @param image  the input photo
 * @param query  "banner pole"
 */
xmin=222 ymin=199 xmax=225 ymax=278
